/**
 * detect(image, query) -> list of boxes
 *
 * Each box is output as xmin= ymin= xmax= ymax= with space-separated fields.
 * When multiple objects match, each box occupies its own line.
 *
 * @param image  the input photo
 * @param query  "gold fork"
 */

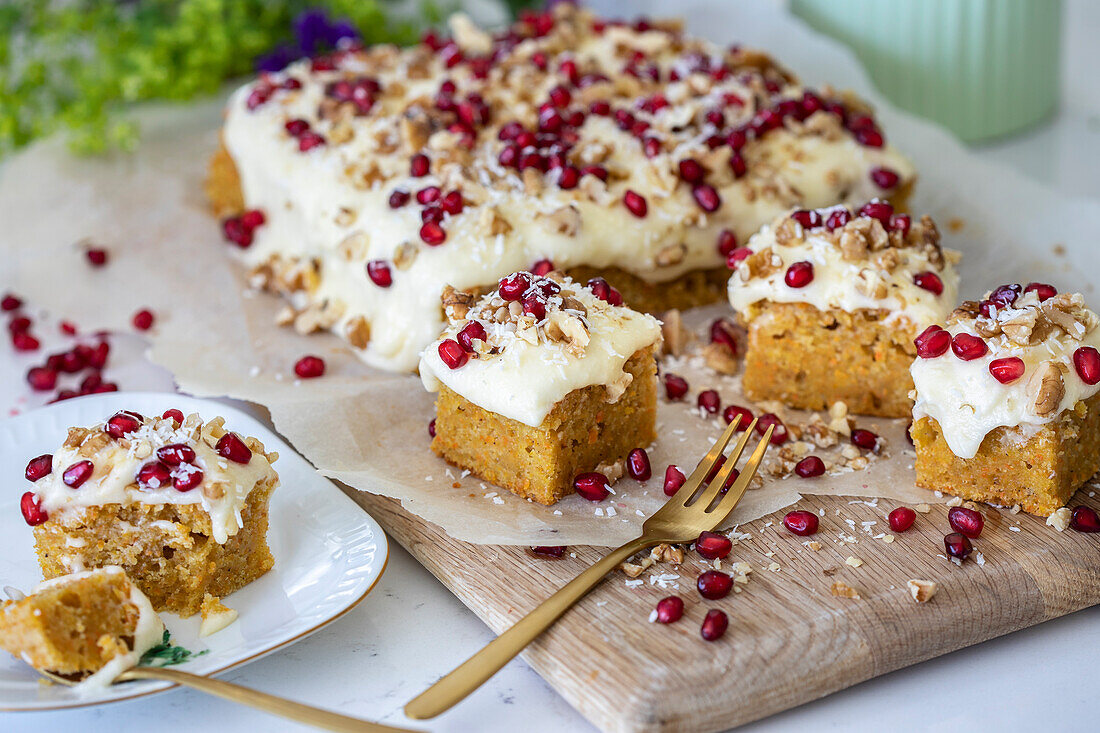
xmin=404 ymin=414 xmax=773 ymax=720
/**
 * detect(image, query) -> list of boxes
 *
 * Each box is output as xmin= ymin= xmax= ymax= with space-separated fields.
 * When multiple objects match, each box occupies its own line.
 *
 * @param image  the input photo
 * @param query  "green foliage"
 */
xmin=138 ymin=628 xmax=209 ymax=667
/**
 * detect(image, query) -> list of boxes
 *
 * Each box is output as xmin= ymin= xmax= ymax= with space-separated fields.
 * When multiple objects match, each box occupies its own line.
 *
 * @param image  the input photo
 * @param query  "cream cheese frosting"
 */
xmin=221 ymin=5 xmax=916 ymax=372
xmin=29 ymin=412 xmax=278 ymax=545
xmin=727 ymin=202 xmax=959 ymax=332
xmin=911 ymin=286 xmax=1100 ymax=459
xmin=419 ymin=272 xmax=662 ymax=427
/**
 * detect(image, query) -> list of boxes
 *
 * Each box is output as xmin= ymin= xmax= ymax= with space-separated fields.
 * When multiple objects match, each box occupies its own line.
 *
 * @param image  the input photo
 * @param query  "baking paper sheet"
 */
xmin=3 ymin=1 xmax=1098 ymax=545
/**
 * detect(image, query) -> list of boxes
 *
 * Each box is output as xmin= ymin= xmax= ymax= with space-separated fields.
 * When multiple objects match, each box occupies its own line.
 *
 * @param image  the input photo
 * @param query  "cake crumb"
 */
xmin=1046 ymin=507 xmax=1072 ymax=531
xmin=907 ymin=579 xmax=937 ymax=603
xmin=804 ymin=540 xmax=822 ymax=551
xmin=830 ymin=581 xmax=860 ymax=599
xmin=844 ymin=555 xmax=863 ymax=568
xmin=199 ymin=594 xmax=238 ymax=637
xmin=914 ymin=504 xmax=931 ymax=514
xmin=945 ymin=496 xmax=963 ymax=507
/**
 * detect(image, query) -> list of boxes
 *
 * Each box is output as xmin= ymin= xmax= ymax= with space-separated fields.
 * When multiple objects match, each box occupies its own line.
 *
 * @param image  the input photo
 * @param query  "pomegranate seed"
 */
xmin=62 ymin=460 xmax=94 ymax=488
xmin=654 ymin=596 xmax=684 ymax=624
xmin=26 ymin=366 xmax=57 ymax=391
xmin=79 ymin=372 xmax=102 ymax=392
xmin=1024 ymin=282 xmax=1057 ymax=301
xmin=696 ymin=570 xmax=732 ymax=600
xmin=522 ymin=295 xmax=546 ymax=320
xmin=664 ymin=373 xmax=689 ymax=400
xmin=86 ymin=248 xmax=108 ymax=266
xmin=663 ymin=465 xmax=686 ymax=496
xmin=913 ymin=272 xmax=944 ymax=295
xmin=367 ymin=260 xmax=393 ymax=287
xmin=722 ymin=405 xmax=753 ymax=429
xmin=548 ymin=86 xmax=571 ymax=110
xmin=25 ymin=454 xmax=52 ymax=481
xmin=12 ymin=332 xmax=39 ymax=351
xmin=438 ymin=339 xmax=468 ymax=369
xmin=726 ymin=247 xmax=753 ymax=268
xmin=285 ymin=118 xmax=310 ymax=136
xmin=9 ymin=316 xmax=30 ymax=334
xmin=716 ymin=229 xmax=738 ymax=257
xmin=989 ymin=357 xmax=1025 ymax=384
xmin=162 ymin=408 xmax=184 ymax=424
xmin=427 ymin=418 xmax=436 ymax=438
xmin=531 ymin=545 xmax=565 ymax=558
xmin=858 ymin=200 xmax=894 ymax=224
xmin=241 ymin=210 xmax=265 ymax=229
xmin=294 ymin=355 xmax=325 ymax=379
xmin=420 ymin=222 xmax=446 ymax=245
xmin=692 ymin=184 xmax=721 ymax=212
xmin=678 ymin=159 xmax=705 ymax=183
xmin=854 ymin=127 xmax=884 ymax=147
xmin=947 ymin=333 xmax=987 ymax=361
xmin=58 ymin=350 xmax=84 ymax=373
xmin=843 ymin=431 xmax=877 ymax=454
xmin=585 ymin=277 xmax=622 ymax=306
xmin=784 ymin=261 xmax=814 ymax=288
xmin=697 ymin=390 xmax=721 ymax=414
xmin=105 ymin=411 xmax=143 ymax=439
xmin=710 ymin=319 xmax=738 ymax=352
xmin=794 ymin=456 xmax=825 ymax=478
xmin=499 ymin=273 xmax=530 ymax=301
xmin=156 ymin=443 xmax=196 ymax=466
xmin=944 ymin=532 xmax=973 ymax=560
xmin=216 ymin=432 xmax=253 ymax=464
xmin=410 ymin=154 xmax=430 ymax=177
xmin=132 ymin=309 xmax=154 ymax=331
xmin=783 ymin=510 xmax=819 ymax=536
xmin=700 ymin=609 xmax=729 ymax=641
xmin=1070 ymin=506 xmax=1100 ymax=533
xmin=914 ymin=325 xmax=951 ymax=358
xmin=623 ymin=190 xmax=648 ymax=217
xmin=298 ymin=131 xmax=325 ymax=151
xmin=1 ymin=294 xmax=21 ymax=311
xmin=557 ymin=166 xmax=580 ymax=189
xmin=1074 ymin=347 xmax=1100 ymax=385
xmin=389 ymin=190 xmax=410 ymax=208
xmin=948 ymin=507 xmax=984 ymax=538
xmin=695 ymin=531 xmax=732 ymax=560
xmin=756 ymin=413 xmax=789 ymax=444
xmin=87 ymin=341 xmax=109 ymax=368
xmin=60 ymin=321 xmax=77 ymax=336
xmin=790 ymin=209 xmax=822 ymax=229
xmin=20 ymin=492 xmax=48 ymax=526
xmin=728 ymin=152 xmax=747 ymax=178
xmin=171 ymin=465 xmax=204 ymax=492
xmin=573 ymin=472 xmax=610 ymax=501
xmin=531 ymin=259 xmax=554 ymax=276
xmin=457 ymin=321 xmax=487 ymax=352
xmin=416 ymin=186 xmax=441 ymax=205
xmin=136 ymin=460 xmax=172 ymax=490
xmin=825 ymin=209 xmax=852 ymax=230
xmin=890 ymin=213 xmax=911 ymax=235
xmin=627 ymin=448 xmax=651 ymax=481
xmin=888 ymin=506 xmax=917 ymax=532
xmin=870 ymin=167 xmax=899 ymax=189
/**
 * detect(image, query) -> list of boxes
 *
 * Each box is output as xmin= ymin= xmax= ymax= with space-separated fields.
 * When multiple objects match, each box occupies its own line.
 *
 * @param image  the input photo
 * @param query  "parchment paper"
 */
xmin=3 ymin=1 xmax=1099 ymax=545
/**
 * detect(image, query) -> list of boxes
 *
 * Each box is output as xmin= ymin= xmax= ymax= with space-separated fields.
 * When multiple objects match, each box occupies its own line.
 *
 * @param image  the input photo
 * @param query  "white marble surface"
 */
xmin=3 ymin=1 xmax=1100 ymax=731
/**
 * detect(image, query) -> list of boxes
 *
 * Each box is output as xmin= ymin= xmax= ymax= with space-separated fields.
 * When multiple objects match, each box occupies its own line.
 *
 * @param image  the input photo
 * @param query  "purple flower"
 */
xmin=255 ymin=44 xmax=298 ymax=73
xmin=255 ymin=9 xmax=362 ymax=72
xmin=294 ymin=9 xmax=333 ymax=56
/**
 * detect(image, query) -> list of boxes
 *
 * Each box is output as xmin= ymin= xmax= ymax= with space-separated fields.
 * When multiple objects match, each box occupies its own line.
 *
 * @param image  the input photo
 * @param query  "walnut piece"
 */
xmin=702 ymin=342 xmax=739 ymax=375
xmin=440 ymin=285 xmax=476 ymax=323
xmin=907 ymin=579 xmax=937 ymax=603
xmin=1029 ymin=361 xmax=1065 ymax=417
xmin=830 ymin=581 xmax=861 ymax=599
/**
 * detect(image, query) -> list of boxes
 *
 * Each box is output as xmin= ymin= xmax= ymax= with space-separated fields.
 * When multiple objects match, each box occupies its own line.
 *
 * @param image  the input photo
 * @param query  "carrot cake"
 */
xmin=419 ymin=271 xmax=662 ymax=504
xmin=910 ymin=285 xmax=1100 ymax=515
xmin=728 ymin=201 xmax=959 ymax=417
xmin=21 ymin=410 xmax=279 ymax=617
xmin=208 ymin=4 xmax=915 ymax=373
xmin=0 ymin=566 xmax=163 ymax=692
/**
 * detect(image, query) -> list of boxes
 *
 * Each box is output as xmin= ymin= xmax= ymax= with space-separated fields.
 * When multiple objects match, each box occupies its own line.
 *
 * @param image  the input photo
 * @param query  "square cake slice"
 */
xmin=419 ymin=271 xmax=662 ymax=505
xmin=910 ymin=285 xmax=1100 ymax=516
xmin=20 ymin=411 xmax=279 ymax=617
xmin=728 ymin=201 xmax=960 ymax=417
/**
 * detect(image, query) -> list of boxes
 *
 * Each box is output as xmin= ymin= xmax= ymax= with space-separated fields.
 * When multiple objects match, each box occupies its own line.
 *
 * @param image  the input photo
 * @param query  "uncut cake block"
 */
xmin=910 ymin=285 xmax=1100 ymax=516
xmin=727 ymin=200 xmax=959 ymax=417
xmin=20 ymin=411 xmax=279 ymax=617
xmin=419 ymin=271 xmax=662 ymax=505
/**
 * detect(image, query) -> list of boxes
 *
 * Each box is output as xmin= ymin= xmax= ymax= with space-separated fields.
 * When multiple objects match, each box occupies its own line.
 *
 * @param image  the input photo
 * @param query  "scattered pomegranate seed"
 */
xmin=695 ymin=531 xmax=732 ymax=560
xmin=162 ymin=408 xmax=184 ymax=424
xmin=12 ymin=332 xmax=39 ymax=351
xmin=654 ymin=596 xmax=684 ymax=624
xmin=294 ymin=355 xmax=325 ymax=379
xmin=858 ymin=200 xmax=894 ymax=224
xmin=870 ymin=167 xmax=899 ymax=189
xmin=783 ymin=510 xmax=819 ymax=536
xmin=1069 ymin=506 xmax=1100 ymax=533
xmin=156 ymin=443 xmax=196 ymax=466
xmin=794 ymin=456 xmax=825 ymax=478
xmin=586 ymin=277 xmax=622 ymax=305
xmin=853 ymin=127 xmax=884 ymax=147
xmin=216 ymin=432 xmax=252 ymax=464
xmin=26 ymin=366 xmax=57 ymax=391
xmin=944 ymin=532 xmax=973 ymax=560
xmin=951 ymin=333 xmax=988 ymax=361
xmin=989 ymin=357 xmax=1025 ymax=384
xmin=623 ymin=190 xmax=648 ymax=217
xmin=427 ymin=418 xmax=436 ymax=438
xmin=1073 ymin=347 xmax=1100 ymax=385
xmin=136 ymin=460 xmax=172 ymax=490
xmin=790 ymin=209 xmax=822 ymax=229
xmin=948 ymin=507 xmax=984 ymax=538
xmin=59 ymin=321 xmax=77 ymax=336
xmin=499 ymin=273 xmax=530 ymax=301
xmin=20 ymin=492 xmax=48 ymax=526
xmin=531 ymin=258 xmax=555 ymax=276
xmin=697 ymin=389 xmax=721 ymax=414
xmin=389 ymin=190 xmax=410 ymax=208
xmin=105 ymin=411 xmax=143 ymax=439
xmin=1024 ymin=282 xmax=1057 ymax=301
xmin=663 ymin=373 xmax=689 ymax=400
xmin=913 ymin=271 xmax=944 ymax=296
xmin=87 ymin=341 xmax=109 ymax=368
xmin=700 ymin=609 xmax=729 ymax=641
xmin=889 ymin=213 xmax=911 ymax=235
xmin=241 ymin=210 xmax=265 ymax=229
xmin=627 ymin=448 xmax=652 ymax=481
xmin=573 ymin=471 xmax=610 ymax=501
xmin=62 ymin=460 xmax=94 ymax=488
xmin=9 ymin=316 xmax=30 ymax=334
xmin=825 ymin=208 xmax=852 ymax=231
xmin=692 ymin=184 xmax=721 ymax=212
xmin=722 ymin=404 xmax=753 ymax=429
xmin=662 ymin=464 xmax=687 ymax=496
xmin=716 ymin=229 xmax=738 ymax=258
xmin=171 ymin=465 xmax=204 ymax=492
xmin=784 ymin=261 xmax=814 ymax=288
xmin=298 ymin=131 xmax=326 ymax=151
xmin=756 ymin=413 xmax=789 ymax=444
xmin=531 ymin=545 xmax=566 ymax=558
xmin=914 ymin=325 xmax=951 ymax=358
xmin=888 ymin=506 xmax=917 ymax=532
xmin=696 ymin=570 xmax=732 ymax=600
xmin=420 ymin=222 xmax=446 ymax=245
xmin=987 ymin=283 xmax=1022 ymax=310
xmin=522 ymin=295 xmax=546 ymax=320
xmin=410 ymin=154 xmax=430 ymax=177
xmin=709 ymin=321 xmax=736 ymax=350
xmin=366 ymin=260 xmax=393 ymax=287
xmin=25 ymin=454 xmax=52 ymax=482
xmin=438 ymin=339 xmax=468 ymax=369
xmin=849 ymin=428 xmax=879 ymax=451
xmin=728 ymin=152 xmax=747 ymax=178
xmin=132 ymin=309 xmax=155 ymax=331
xmin=678 ymin=159 xmax=705 ymax=183
xmin=726 ymin=246 xmax=753 ymax=269
xmin=85 ymin=248 xmax=108 ymax=267
xmin=457 ymin=321 xmax=487 ymax=352
xmin=1 ymin=294 xmax=21 ymax=311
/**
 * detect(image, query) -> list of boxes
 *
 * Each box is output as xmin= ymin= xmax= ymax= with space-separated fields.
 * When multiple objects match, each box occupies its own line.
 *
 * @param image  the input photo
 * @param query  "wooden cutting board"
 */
xmin=349 ymin=489 xmax=1100 ymax=733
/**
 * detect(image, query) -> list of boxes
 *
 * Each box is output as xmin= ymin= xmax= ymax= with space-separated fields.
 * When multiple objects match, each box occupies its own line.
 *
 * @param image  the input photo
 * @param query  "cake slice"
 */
xmin=0 ymin=566 xmax=163 ymax=690
xmin=20 ymin=411 xmax=279 ymax=617
xmin=911 ymin=285 xmax=1100 ymax=515
xmin=419 ymin=271 xmax=662 ymax=504
xmin=728 ymin=200 xmax=960 ymax=417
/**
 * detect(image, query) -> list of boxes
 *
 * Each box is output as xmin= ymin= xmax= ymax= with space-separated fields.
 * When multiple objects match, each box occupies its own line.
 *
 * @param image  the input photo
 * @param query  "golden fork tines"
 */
xmin=404 ymin=415 xmax=773 ymax=720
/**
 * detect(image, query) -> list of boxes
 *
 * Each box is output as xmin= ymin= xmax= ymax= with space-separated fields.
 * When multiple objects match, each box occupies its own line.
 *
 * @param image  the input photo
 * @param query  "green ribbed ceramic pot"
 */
xmin=792 ymin=0 xmax=1061 ymax=142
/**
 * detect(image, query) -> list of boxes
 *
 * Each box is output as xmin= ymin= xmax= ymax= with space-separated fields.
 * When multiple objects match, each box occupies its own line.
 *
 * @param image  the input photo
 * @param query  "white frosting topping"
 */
xmin=419 ymin=273 xmax=662 ymax=427
xmin=911 ymin=288 xmax=1100 ymax=459
xmin=728 ymin=205 xmax=958 ymax=331
xmin=32 ymin=413 xmax=277 ymax=544
xmin=221 ymin=6 xmax=915 ymax=372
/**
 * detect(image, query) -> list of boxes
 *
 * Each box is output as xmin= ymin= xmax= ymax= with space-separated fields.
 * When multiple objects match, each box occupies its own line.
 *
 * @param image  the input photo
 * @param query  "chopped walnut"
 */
xmin=830 ymin=581 xmax=861 ymax=599
xmin=545 ymin=310 xmax=589 ymax=357
xmin=605 ymin=370 xmax=633 ymax=403
xmin=660 ymin=309 xmax=692 ymax=356
xmin=702 ymin=342 xmax=739 ymax=375
xmin=440 ymin=286 xmax=476 ymax=323
xmin=1046 ymin=507 xmax=1072 ymax=531
xmin=538 ymin=205 xmax=581 ymax=236
xmin=654 ymin=242 xmax=687 ymax=267
xmin=1029 ymin=361 xmax=1065 ymax=417
xmin=907 ymin=579 xmax=937 ymax=603
xmin=345 ymin=316 xmax=371 ymax=349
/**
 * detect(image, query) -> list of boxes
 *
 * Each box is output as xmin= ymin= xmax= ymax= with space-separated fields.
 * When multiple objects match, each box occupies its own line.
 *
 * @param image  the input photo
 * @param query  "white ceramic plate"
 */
xmin=0 ymin=392 xmax=388 ymax=711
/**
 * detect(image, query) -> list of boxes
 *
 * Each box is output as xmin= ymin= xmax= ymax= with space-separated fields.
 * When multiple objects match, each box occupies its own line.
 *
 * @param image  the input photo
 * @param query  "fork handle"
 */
xmin=121 ymin=666 xmax=418 ymax=732
xmin=404 ymin=535 xmax=654 ymax=720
